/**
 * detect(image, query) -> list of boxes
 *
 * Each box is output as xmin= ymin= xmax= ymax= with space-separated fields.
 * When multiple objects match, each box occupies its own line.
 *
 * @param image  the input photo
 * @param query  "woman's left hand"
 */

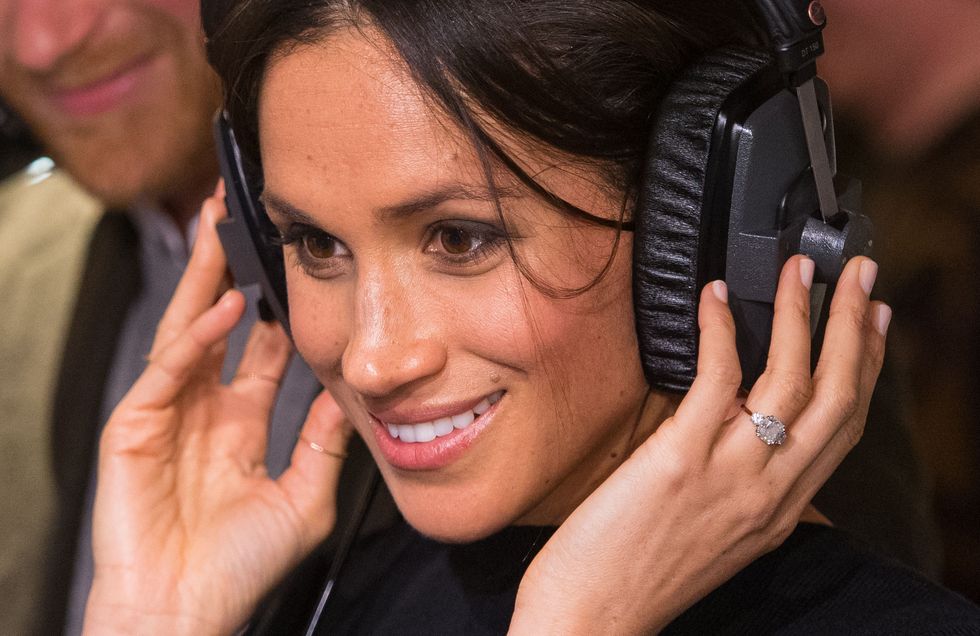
xmin=510 ymin=255 xmax=889 ymax=634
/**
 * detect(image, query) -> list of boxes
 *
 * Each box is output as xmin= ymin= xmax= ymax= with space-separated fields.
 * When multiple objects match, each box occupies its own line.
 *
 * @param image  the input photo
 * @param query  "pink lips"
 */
xmin=370 ymin=394 xmax=503 ymax=471
xmin=47 ymin=55 xmax=156 ymax=117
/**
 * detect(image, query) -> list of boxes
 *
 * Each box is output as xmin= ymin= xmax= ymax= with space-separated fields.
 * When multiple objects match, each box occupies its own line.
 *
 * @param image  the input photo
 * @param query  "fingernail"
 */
xmin=219 ymin=289 xmax=237 ymax=307
xmin=712 ymin=280 xmax=728 ymax=303
xmin=874 ymin=303 xmax=892 ymax=336
xmin=859 ymin=260 xmax=878 ymax=295
xmin=799 ymin=257 xmax=815 ymax=290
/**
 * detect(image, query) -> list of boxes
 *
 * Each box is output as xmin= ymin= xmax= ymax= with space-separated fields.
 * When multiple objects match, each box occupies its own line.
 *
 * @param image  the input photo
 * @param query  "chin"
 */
xmin=388 ymin=480 xmax=520 ymax=544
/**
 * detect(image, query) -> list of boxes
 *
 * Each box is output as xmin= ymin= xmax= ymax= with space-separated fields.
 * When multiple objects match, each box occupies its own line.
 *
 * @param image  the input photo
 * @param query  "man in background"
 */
xmin=0 ymin=2 xmax=321 ymax=633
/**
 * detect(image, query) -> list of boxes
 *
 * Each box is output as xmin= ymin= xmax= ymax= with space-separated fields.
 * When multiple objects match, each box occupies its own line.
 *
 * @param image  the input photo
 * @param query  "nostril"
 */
xmin=10 ymin=3 xmax=98 ymax=72
xmin=341 ymin=337 xmax=448 ymax=399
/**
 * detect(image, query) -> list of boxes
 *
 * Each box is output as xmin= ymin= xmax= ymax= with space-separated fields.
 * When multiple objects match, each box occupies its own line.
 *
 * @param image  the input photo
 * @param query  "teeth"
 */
xmin=451 ymin=411 xmax=474 ymax=429
xmin=398 ymin=425 xmax=417 ymax=443
xmin=415 ymin=422 xmax=436 ymax=443
xmin=383 ymin=391 xmax=503 ymax=443
xmin=433 ymin=417 xmax=454 ymax=436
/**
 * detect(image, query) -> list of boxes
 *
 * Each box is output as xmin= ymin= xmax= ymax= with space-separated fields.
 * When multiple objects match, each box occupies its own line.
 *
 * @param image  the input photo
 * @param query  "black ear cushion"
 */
xmin=633 ymin=47 xmax=771 ymax=393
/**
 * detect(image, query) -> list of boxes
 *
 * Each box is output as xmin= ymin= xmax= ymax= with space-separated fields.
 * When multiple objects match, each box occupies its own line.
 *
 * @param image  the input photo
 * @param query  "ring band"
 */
xmin=299 ymin=435 xmax=348 ymax=460
xmin=234 ymin=372 xmax=281 ymax=385
xmin=741 ymin=405 xmax=787 ymax=446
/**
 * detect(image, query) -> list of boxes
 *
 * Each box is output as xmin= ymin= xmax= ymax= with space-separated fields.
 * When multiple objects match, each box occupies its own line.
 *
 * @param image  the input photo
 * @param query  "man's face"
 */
xmin=0 ymin=0 xmax=220 ymax=209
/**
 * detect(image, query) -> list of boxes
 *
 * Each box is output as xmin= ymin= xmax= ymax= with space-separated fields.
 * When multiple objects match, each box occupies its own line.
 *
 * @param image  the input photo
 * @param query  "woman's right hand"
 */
xmin=82 ymin=188 xmax=347 ymax=635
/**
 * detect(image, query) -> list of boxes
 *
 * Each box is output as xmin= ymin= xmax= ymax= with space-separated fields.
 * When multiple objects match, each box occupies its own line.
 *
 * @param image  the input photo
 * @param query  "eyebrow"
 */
xmin=260 ymin=183 xmax=523 ymax=226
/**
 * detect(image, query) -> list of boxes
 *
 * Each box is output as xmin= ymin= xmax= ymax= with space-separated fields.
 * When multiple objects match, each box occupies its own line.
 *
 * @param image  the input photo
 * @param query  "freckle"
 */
xmin=307 ymin=154 xmax=314 ymax=161
xmin=610 ymin=452 xmax=618 ymax=459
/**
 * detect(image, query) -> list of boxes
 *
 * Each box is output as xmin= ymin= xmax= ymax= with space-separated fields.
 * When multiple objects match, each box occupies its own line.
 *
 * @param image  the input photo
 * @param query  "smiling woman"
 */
xmin=80 ymin=0 xmax=980 ymax=634
xmin=257 ymin=33 xmax=655 ymax=542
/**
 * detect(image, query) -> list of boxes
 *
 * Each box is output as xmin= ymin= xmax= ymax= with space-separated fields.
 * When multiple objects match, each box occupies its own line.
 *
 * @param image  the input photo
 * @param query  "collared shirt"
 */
xmin=63 ymin=202 xmax=321 ymax=635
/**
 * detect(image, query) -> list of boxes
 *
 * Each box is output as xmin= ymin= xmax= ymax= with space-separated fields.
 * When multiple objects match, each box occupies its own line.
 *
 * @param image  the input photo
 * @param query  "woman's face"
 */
xmin=259 ymin=29 xmax=653 ymax=541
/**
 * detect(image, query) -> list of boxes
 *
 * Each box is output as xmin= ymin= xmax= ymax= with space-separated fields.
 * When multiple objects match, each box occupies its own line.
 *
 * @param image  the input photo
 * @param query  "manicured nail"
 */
xmin=712 ymin=280 xmax=728 ymax=303
xmin=799 ymin=257 xmax=815 ymax=290
xmin=874 ymin=303 xmax=892 ymax=336
xmin=859 ymin=259 xmax=878 ymax=295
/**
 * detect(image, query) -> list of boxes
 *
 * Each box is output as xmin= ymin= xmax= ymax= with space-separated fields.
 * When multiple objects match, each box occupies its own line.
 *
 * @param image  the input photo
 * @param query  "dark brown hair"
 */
xmin=205 ymin=0 xmax=761 ymax=294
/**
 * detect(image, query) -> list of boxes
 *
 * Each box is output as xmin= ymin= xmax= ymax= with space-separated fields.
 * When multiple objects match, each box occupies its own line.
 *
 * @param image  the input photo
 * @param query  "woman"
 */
xmin=83 ymin=1 xmax=979 ymax=633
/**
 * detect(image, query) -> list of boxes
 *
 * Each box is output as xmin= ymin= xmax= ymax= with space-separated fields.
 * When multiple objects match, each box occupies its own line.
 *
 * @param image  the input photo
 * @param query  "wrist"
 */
xmin=83 ymin=586 xmax=223 ymax=636
xmin=510 ymin=563 xmax=669 ymax=636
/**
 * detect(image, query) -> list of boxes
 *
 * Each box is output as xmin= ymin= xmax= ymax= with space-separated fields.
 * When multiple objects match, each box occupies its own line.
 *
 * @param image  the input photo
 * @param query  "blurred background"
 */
xmin=821 ymin=0 xmax=980 ymax=603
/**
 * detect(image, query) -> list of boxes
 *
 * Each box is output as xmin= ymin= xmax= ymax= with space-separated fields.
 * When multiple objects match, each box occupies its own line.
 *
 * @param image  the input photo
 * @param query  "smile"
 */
xmin=382 ymin=391 xmax=503 ymax=443
xmin=47 ymin=54 xmax=157 ymax=117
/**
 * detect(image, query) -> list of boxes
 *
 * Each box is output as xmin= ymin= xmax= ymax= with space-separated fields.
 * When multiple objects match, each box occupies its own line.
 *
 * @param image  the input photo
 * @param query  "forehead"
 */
xmin=257 ymin=28 xmax=622 ymax=228
xmin=258 ymin=29 xmax=477 ymax=211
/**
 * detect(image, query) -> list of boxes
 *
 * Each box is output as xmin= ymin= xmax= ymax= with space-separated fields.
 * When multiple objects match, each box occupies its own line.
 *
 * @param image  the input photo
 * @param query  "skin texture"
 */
xmin=258 ymin=30 xmax=669 ymax=542
xmin=83 ymin=24 xmax=890 ymax=636
xmin=0 ymin=0 xmax=220 ymax=223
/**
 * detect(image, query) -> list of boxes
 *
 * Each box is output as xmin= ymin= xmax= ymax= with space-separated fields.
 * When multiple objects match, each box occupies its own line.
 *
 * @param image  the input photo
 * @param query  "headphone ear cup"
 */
xmin=633 ymin=47 xmax=771 ymax=393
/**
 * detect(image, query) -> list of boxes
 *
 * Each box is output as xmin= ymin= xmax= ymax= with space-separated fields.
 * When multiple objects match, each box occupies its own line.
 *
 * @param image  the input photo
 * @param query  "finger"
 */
xmin=667 ymin=281 xmax=742 ymax=448
xmin=228 ymin=320 xmax=294 ymax=433
xmin=787 ymin=256 xmax=877 ymax=454
xmin=777 ymin=300 xmax=890 ymax=502
xmin=728 ymin=256 xmax=815 ymax=462
xmin=751 ymin=255 xmax=815 ymax=414
xmin=150 ymin=191 xmax=231 ymax=356
xmin=278 ymin=390 xmax=352 ymax=544
xmin=123 ymin=290 xmax=246 ymax=412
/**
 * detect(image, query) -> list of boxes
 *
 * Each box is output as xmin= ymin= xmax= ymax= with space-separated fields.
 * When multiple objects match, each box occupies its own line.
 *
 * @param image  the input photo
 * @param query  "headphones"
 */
xmin=208 ymin=0 xmax=873 ymax=394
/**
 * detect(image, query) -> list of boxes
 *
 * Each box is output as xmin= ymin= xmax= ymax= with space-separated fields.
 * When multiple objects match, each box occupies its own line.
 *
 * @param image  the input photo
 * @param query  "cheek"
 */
xmin=287 ymin=274 xmax=349 ymax=377
xmin=148 ymin=0 xmax=202 ymax=24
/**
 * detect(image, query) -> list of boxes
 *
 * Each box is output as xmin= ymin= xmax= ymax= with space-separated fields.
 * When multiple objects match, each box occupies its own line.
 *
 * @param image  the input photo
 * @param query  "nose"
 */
xmin=341 ymin=269 xmax=448 ymax=399
xmin=7 ymin=0 xmax=103 ymax=72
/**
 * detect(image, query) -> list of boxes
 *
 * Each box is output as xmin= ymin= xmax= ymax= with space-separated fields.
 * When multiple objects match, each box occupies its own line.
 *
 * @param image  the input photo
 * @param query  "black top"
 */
xmin=253 ymin=517 xmax=980 ymax=635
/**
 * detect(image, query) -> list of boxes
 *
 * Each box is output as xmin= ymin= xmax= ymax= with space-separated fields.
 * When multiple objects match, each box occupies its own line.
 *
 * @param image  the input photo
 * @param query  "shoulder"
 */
xmin=0 ymin=166 xmax=103 ymax=275
xmin=0 ymin=164 xmax=103 ymax=239
xmin=0 ymin=166 xmax=104 ymax=414
xmin=665 ymin=524 xmax=980 ymax=635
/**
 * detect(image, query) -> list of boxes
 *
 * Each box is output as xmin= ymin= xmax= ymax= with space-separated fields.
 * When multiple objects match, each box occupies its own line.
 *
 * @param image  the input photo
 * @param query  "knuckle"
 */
xmin=763 ymin=368 xmax=813 ymax=412
xmin=781 ymin=294 xmax=810 ymax=326
xmin=832 ymin=385 xmax=861 ymax=419
xmin=740 ymin=490 xmax=778 ymax=534
xmin=841 ymin=416 xmax=866 ymax=450
xmin=829 ymin=301 xmax=868 ymax=334
xmin=764 ymin=515 xmax=796 ymax=551
xmin=700 ymin=359 xmax=742 ymax=392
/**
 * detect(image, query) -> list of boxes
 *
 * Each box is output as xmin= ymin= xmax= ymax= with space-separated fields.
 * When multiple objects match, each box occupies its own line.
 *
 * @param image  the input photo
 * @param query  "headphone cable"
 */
xmin=303 ymin=466 xmax=381 ymax=636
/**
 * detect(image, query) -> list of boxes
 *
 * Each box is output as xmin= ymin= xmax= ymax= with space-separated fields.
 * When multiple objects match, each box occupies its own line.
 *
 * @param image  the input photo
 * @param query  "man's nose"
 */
xmin=7 ymin=0 xmax=103 ymax=73
xmin=341 ymin=271 xmax=448 ymax=399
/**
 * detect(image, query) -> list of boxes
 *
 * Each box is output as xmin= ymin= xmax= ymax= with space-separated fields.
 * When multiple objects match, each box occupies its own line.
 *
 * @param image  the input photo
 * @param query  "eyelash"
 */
xmin=424 ymin=220 xmax=508 ymax=268
xmin=270 ymin=221 xmax=510 ymax=278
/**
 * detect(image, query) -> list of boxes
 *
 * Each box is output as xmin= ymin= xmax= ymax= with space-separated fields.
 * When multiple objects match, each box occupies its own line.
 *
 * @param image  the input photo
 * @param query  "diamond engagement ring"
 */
xmin=741 ymin=405 xmax=787 ymax=446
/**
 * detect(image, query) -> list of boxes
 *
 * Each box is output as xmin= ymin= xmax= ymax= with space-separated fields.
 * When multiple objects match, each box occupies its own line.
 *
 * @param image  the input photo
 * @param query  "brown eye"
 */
xmin=439 ymin=227 xmax=475 ymax=255
xmin=303 ymin=233 xmax=339 ymax=259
